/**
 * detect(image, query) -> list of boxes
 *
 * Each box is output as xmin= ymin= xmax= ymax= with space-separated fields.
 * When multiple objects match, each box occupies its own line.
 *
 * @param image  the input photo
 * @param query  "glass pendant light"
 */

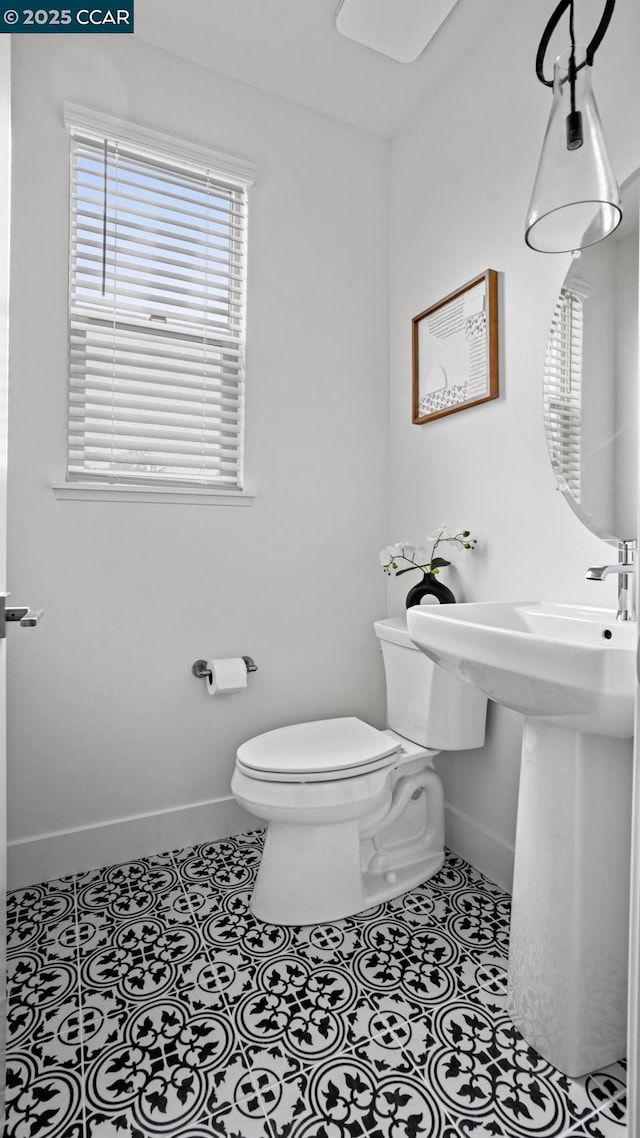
xmin=525 ymin=0 xmax=621 ymax=254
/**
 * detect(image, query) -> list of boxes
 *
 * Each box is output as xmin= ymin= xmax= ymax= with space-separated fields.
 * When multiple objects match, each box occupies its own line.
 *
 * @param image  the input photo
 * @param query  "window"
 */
xmin=65 ymin=105 xmax=255 ymax=492
xmin=543 ymin=285 xmax=585 ymax=504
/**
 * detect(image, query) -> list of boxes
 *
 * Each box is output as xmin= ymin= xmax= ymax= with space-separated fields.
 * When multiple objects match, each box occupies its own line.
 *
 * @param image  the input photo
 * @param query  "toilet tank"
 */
xmin=374 ymin=617 xmax=487 ymax=751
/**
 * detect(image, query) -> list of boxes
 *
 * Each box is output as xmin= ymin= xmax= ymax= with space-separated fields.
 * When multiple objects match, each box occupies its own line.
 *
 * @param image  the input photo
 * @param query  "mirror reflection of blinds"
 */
xmin=543 ymin=287 xmax=584 ymax=504
xmin=68 ymin=131 xmax=249 ymax=488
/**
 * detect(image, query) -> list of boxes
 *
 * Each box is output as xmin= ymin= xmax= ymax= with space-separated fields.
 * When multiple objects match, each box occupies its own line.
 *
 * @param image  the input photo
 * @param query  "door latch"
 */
xmin=0 ymin=594 xmax=43 ymax=638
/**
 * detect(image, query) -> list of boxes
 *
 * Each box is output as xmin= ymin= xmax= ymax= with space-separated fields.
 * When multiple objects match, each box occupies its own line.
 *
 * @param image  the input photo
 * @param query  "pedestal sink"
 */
xmin=407 ymin=601 xmax=635 ymax=1077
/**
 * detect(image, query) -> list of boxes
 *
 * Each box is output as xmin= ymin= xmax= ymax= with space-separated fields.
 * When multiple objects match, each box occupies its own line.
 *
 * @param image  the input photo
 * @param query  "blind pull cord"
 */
xmin=101 ymin=137 xmax=108 ymax=297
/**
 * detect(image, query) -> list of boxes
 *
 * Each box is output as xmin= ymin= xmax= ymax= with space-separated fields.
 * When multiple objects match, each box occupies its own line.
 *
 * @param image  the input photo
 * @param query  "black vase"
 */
xmin=405 ymin=572 xmax=456 ymax=609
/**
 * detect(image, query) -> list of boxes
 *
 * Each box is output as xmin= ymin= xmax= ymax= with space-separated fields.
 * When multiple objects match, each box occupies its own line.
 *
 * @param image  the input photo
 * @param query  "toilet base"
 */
xmin=251 ymin=818 xmax=444 ymax=925
xmin=250 ymin=763 xmax=445 ymax=925
xmin=251 ymin=819 xmax=363 ymax=925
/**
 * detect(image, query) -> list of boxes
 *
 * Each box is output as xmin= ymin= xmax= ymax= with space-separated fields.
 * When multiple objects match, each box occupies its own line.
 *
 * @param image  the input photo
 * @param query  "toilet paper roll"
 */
xmin=206 ymin=657 xmax=248 ymax=695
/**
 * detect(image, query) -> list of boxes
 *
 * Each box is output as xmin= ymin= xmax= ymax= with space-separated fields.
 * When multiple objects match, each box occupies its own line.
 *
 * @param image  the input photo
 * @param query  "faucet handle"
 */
xmin=618 ymin=539 xmax=637 ymax=565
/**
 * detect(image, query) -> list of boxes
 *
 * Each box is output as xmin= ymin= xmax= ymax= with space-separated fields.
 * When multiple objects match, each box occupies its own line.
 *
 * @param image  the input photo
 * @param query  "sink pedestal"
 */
xmin=507 ymin=719 xmax=632 ymax=1077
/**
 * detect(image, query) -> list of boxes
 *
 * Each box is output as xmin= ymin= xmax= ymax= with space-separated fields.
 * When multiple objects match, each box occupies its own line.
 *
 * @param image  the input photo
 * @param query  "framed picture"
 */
xmin=412 ymin=269 xmax=499 ymax=425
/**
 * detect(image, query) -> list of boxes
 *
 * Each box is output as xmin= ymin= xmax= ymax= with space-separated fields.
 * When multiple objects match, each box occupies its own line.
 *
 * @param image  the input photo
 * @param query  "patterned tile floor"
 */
xmin=5 ymin=830 xmax=627 ymax=1138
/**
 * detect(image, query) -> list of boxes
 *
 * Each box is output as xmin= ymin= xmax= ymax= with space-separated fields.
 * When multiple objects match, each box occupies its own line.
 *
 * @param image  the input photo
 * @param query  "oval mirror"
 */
xmin=543 ymin=169 xmax=639 ymax=542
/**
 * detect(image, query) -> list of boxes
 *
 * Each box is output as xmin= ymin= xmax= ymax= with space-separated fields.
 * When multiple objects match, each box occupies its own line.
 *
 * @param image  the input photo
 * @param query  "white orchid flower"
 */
xmin=379 ymin=527 xmax=478 ymax=580
xmin=426 ymin=524 xmax=450 ymax=541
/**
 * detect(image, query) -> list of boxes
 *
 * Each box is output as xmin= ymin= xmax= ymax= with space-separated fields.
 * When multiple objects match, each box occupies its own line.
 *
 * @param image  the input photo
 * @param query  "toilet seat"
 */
xmin=236 ymin=716 xmax=401 ymax=784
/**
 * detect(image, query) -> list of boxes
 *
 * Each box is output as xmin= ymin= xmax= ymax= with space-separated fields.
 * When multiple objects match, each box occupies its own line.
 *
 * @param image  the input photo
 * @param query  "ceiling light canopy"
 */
xmin=335 ymin=0 xmax=458 ymax=64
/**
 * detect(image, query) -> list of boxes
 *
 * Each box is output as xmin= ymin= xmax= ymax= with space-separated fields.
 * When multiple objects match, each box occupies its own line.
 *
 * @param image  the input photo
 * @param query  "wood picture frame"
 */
xmin=412 ymin=269 xmax=499 ymax=425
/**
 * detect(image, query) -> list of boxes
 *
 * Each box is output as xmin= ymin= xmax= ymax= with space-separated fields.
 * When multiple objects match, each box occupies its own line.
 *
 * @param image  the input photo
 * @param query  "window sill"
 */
xmin=51 ymin=482 xmax=256 ymax=506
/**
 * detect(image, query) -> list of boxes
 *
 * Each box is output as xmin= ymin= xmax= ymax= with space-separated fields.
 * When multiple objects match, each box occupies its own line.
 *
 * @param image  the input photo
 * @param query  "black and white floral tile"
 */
xmin=5 ymin=831 xmax=627 ymax=1138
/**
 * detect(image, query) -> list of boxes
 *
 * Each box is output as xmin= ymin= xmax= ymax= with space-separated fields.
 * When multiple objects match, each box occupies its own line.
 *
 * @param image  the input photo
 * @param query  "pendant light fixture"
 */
xmin=525 ymin=0 xmax=621 ymax=254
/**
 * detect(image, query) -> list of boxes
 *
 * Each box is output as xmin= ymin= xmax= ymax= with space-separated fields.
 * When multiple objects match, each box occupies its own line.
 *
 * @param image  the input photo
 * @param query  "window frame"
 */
xmin=61 ymin=103 xmax=256 ymax=504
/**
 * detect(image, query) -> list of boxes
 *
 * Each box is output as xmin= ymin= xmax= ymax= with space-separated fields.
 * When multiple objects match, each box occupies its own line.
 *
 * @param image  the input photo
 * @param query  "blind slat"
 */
xmin=70 ymin=408 xmax=240 ymax=431
xmin=70 ymin=313 xmax=243 ymax=353
xmin=543 ymin=287 xmax=583 ymax=502
xmin=71 ymin=220 xmax=246 ymax=264
xmin=69 ymin=381 xmax=241 ymax=411
xmin=71 ymin=303 xmax=241 ymax=333
xmin=73 ymin=288 xmax=240 ymax=321
xmin=68 ymin=427 xmax=239 ymax=455
xmin=69 ymin=358 xmax=242 ymax=391
xmin=73 ymin=137 xmax=247 ymax=196
xmin=67 ymin=468 xmax=235 ymax=486
xmin=70 ymin=337 xmax=242 ymax=368
xmin=72 ymin=181 xmax=245 ymax=230
xmin=73 ymin=202 xmax=246 ymax=243
xmin=69 ymin=403 xmax=240 ymax=430
xmin=69 ymin=448 xmax=238 ymax=470
xmin=73 ymin=249 xmax=244 ymax=293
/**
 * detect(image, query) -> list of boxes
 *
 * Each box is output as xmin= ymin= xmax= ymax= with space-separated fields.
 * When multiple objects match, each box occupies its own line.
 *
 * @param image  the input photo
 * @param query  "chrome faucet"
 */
xmin=586 ymin=539 xmax=637 ymax=622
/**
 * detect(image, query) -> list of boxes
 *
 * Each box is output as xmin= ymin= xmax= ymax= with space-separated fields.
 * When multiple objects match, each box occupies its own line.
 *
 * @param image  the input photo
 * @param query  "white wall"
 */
xmin=7 ymin=36 xmax=390 ymax=886
xmin=388 ymin=0 xmax=640 ymax=888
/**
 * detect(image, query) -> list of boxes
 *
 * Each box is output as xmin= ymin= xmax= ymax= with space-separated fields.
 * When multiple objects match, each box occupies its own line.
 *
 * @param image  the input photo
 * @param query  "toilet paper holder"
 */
xmin=192 ymin=656 xmax=258 ymax=681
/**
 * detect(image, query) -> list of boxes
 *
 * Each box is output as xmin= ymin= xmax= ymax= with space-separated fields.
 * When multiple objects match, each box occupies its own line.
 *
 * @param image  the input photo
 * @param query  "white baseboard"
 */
xmin=444 ymin=803 xmax=514 ymax=894
xmin=8 ymin=796 xmax=256 ymax=889
xmin=8 ymin=795 xmax=515 ymax=895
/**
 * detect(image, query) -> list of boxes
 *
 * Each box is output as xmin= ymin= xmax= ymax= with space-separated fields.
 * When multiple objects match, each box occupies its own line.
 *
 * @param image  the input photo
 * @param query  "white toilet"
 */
xmin=231 ymin=617 xmax=487 ymax=925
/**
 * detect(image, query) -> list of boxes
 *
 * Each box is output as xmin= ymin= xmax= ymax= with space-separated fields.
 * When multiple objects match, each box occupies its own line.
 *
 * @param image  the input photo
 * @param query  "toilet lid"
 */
xmin=236 ymin=717 xmax=400 ymax=780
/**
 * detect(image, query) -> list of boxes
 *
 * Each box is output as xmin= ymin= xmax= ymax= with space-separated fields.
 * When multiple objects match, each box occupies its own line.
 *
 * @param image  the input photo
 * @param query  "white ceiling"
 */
xmin=134 ymin=0 xmax=510 ymax=139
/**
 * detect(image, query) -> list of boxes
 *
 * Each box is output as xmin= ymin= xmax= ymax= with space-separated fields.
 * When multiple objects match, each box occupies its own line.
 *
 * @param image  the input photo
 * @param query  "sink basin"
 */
xmin=407 ymin=598 xmax=635 ymax=1077
xmin=407 ymin=600 xmax=635 ymax=737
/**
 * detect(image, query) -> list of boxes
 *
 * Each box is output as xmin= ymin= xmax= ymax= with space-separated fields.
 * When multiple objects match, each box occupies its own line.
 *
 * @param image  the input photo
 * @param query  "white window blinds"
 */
xmin=543 ymin=286 xmax=584 ymax=504
xmin=66 ymin=108 xmax=255 ymax=489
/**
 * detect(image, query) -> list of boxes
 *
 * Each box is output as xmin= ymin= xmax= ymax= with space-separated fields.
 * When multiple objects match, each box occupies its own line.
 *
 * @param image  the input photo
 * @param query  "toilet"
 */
xmin=231 ymin=617 xmax=487 ymax=925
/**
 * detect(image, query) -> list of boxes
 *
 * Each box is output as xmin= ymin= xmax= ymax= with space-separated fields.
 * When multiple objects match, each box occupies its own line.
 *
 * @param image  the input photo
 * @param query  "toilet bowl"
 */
xmin=230 ymin=617 xmax=487 ymax=925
